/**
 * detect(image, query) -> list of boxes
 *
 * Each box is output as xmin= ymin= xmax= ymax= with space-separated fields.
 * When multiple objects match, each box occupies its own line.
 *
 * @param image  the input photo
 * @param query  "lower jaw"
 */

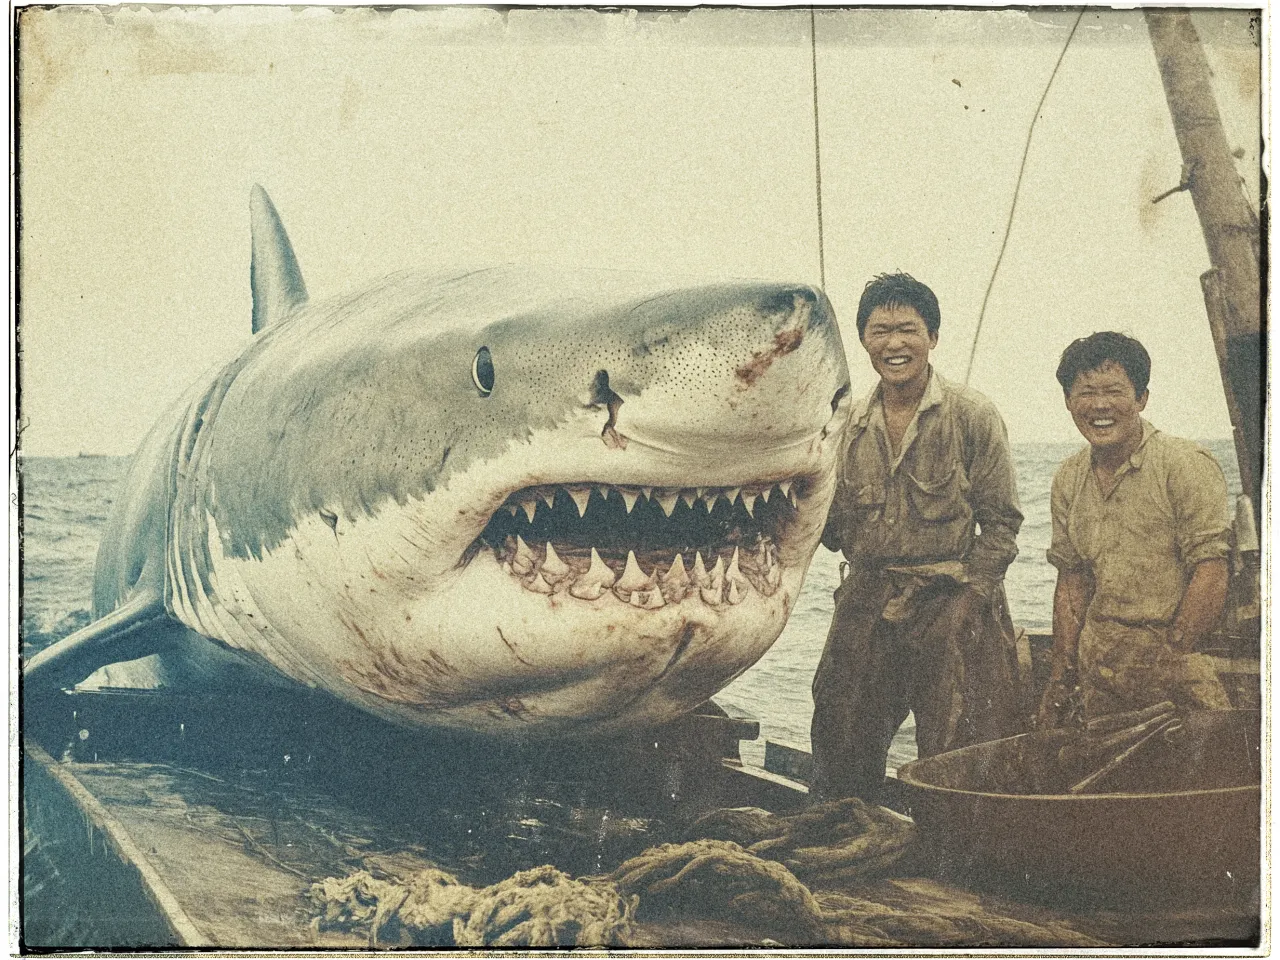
xmin=330 ymin=578 xmax=794 ymax=732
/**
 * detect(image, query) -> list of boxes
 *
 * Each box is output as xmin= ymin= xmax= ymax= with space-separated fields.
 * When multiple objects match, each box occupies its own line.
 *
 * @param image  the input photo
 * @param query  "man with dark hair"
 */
xmin=1039 ymin=332 xmax=1231 ymax=723
xmin=811 ymin=273 xmax=1024 ymax=803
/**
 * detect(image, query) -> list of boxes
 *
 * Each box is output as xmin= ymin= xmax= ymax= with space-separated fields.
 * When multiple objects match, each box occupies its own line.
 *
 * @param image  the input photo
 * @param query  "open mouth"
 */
xmin=883 ymin=356 xmax=911 ymax=367
xmin=1089 ymin=418 xmax=1116 ymax=428
xmin=470 ymin=481 xmax=805 ymax=608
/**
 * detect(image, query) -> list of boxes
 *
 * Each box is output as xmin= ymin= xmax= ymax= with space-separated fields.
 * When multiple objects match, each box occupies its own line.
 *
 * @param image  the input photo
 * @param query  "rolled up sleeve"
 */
xmin=1170 ymin=448 xmax=1231 ymax=566
xmin=1046 ymin=466 xmax=1085 ymax=573
xmin=963 ymin=400 xmax=1022 ymax=588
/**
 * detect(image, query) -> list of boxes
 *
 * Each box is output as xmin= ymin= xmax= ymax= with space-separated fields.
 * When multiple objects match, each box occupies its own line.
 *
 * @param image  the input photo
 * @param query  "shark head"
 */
xmin=164 ymin=192 xmax=851 ymax=736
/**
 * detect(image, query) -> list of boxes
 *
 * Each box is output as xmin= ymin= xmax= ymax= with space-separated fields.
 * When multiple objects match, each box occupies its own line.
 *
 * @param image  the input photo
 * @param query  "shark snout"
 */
xmin=606 ymin=283 xmax=848 ymax=455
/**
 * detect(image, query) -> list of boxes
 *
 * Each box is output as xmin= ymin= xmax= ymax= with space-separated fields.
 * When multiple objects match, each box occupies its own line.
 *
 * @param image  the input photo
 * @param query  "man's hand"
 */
xmin=1169 ymin=558 xmax=1228 ymax=653
xmin=1036 ymin=666 xmax=1078 ymax=728
xmin=948 ymin=583 xmax=990 ymax=638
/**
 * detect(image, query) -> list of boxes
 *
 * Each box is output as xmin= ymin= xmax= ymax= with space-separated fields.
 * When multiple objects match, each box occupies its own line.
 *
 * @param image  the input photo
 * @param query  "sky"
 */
xmin=15 ymin=5 xmax=1261 ymax=457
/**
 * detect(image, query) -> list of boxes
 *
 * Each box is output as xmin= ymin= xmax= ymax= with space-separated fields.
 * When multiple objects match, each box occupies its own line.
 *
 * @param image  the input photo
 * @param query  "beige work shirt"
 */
xmin=821 ymin=369 xmax=1022 ymax=591
xmin=1046 ymin=420 xmax=1231 ymax=709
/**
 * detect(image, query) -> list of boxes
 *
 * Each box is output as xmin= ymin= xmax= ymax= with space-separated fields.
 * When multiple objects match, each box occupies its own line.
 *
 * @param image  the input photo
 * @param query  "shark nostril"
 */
xmin=589 ymin=370 xmax=614 ymax=406
xmin=831 ymin=383 xmax=851 ymax=415
xmin=591 ymin=370 xmax=627 ymax=450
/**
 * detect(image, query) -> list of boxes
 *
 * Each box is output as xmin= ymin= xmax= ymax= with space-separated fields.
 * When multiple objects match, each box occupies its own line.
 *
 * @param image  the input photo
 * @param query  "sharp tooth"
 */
xmin=708 ymin=555 xmax=725 ymax=589
xmin=662 ymin=553 xmax=690 ymax=589
xmin=582 ymin=548 xmax=616 ymax=588
xmin=525 ymin=572 xmax=553 ymax=595
xmin=540 ymin=490 xmax=557 ymax=511
xmin=570 ymin=580 xmax=606 ymax=601
xmin=788 ymin=488 xmax=798 ymax=508
xmin=725 ymin=487 xmax=740 ymax=508
xmin=659 ymin=554 xmax=691 ymax=603
xmin=767 ymin=563 xmax=782 ymax=587
xmin=505 ymin=504 xmax=519 ymax=516
xmin=521 ymin=500 xmax=538 ymax=523
xmin=570 ymin=548 xmax=614 ymax=600
xmin=692 ymin=552 xmax=710 ymax=587
xmin=760 ymin=486 xmax=772 ymax=503
xmin=725 ymin=547 xmax=749 ymax=602
xmin=542 ymin=542 xmax=571 ymax=581
xmin=620 ymin=489 xmax=639 ymax=514
xmin=640 ymin=487 xmax=653 ymax=500
xmin=512 ymin=535 xmax=536 ymax=575
xmin=778 ymin=480 xmax=792 ymax=499
xmin=742 ymin=492 xmax=758 ymax=517
xmin=700 ymin=583 xmax=723 ymax=606
xmin=615 ymin=550 xmax=652 ymax=593
xmin=656 ymin=490 xmax=678 ymax=517
xmin=568 ymin=487 xmax=591 ymax=517
xmin=596 ymin=485 xmax=612 ymax=502
xmin=630 ymin=587 xmax=666 ymax=609
xmin=680 ymin=490 xmax=698 ymax=510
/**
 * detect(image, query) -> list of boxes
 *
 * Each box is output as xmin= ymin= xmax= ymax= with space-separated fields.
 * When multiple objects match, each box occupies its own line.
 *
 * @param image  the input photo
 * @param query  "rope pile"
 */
xmin=685 ymin=796 xmax=916 ymax=884
xmin=308 ymin=798 xmax=1098 ymax=947
xmin=309 ymin=864 xmax=635 ymax=947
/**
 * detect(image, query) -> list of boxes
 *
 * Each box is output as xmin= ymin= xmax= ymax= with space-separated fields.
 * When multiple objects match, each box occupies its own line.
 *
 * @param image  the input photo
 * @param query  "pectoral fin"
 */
xmin=23 ymin=588 xmax=168 ymax=695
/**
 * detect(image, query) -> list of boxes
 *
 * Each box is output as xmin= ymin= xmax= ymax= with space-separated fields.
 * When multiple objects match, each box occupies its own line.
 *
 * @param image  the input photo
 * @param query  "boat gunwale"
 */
xmin=23 ymin=739 xmax=206 ymax=947
xmin=896 ymin=769 xmax=1261 ymax=804
xmin=897 ymin=714 xmax=1263 ymax=804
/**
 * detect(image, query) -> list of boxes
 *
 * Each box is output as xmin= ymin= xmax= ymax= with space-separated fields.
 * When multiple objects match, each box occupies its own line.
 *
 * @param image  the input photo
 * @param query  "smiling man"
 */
xmin=1039 ymin=332 xmax=1232 ymax=724
xmin=811 ymin=273 xmax=1024 ymax=803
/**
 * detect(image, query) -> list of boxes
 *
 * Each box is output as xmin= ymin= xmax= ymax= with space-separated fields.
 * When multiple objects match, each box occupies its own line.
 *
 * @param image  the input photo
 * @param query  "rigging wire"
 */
xmin=810 ymin=6 xmax=826 ymax=290
xmin=963 ymin=7 xmax=1087 ymax=386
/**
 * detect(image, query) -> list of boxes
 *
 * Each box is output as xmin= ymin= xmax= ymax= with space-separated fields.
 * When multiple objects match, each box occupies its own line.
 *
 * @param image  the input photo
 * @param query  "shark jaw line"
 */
xmin=466 ymin=477 xmax=809 ymax=607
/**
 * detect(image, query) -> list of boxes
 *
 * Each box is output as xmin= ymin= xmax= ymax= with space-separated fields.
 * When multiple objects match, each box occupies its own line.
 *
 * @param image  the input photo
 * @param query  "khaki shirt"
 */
xmin=1047 ymin=420 xmax=1229 ymax=626
xmin=821 ymin=369 xmax=1022 ymax=590
xmin=1046 ymin=420 xmax=1230 ymax=703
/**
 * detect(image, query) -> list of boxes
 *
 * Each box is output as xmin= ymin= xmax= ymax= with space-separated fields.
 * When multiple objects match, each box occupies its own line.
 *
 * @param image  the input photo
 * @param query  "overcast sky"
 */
xmin=17 ymin=5 xmax=1260 ymax=456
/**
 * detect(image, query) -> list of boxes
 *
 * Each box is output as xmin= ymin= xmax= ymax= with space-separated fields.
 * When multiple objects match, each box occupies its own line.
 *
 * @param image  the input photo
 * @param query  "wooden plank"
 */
xmin=24 ymin=741 xmax=205 ymax=946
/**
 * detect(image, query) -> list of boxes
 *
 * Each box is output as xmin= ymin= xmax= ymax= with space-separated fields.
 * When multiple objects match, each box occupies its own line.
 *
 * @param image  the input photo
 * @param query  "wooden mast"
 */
xmin=1144 ymin=10 xmax=1263 ymax=529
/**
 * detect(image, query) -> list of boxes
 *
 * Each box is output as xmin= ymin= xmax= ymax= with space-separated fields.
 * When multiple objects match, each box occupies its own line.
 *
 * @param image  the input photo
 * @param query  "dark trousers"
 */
xmin=809 ymin=570 xmax=1024 ymax=803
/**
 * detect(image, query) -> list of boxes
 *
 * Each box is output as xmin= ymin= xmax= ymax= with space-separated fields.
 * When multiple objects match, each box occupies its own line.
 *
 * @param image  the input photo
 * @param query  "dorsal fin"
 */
xmin=249 ymin=184 xmax=308 ymax=333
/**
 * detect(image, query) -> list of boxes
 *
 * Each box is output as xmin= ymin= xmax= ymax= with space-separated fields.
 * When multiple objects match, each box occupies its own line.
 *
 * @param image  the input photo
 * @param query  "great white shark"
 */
xmin=26 ymin=186 xmax=852 ymax=737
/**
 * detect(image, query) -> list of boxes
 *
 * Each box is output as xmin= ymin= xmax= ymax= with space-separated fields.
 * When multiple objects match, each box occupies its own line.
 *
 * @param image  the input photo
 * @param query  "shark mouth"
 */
xmin=471 ymin=480 xmax=805 ymax=608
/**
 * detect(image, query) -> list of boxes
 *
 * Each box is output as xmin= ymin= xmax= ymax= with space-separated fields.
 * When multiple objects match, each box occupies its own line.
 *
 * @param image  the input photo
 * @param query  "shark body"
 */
xmin=26 ymin=187 xmax=851 ymax=736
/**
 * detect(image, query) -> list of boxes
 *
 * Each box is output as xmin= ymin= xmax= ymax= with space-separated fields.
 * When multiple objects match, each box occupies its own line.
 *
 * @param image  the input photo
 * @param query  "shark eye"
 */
xmin=472 ymin=347 xmax=495 ymax=397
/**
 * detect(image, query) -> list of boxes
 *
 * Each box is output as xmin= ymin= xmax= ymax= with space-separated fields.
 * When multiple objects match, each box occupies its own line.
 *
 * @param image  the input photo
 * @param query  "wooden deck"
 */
xmin=20 ymin=682 xmax=1262 ymax=949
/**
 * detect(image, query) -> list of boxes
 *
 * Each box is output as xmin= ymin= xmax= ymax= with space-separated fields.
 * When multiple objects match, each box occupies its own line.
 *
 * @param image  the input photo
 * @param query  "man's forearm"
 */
xmin=1171 ymin=558 xmax=1228 ymax=650
xmin=965 ymin=522 xmax=1019 ymax=591
xmin=1050 ymin=569 xmax=1091 ymax=672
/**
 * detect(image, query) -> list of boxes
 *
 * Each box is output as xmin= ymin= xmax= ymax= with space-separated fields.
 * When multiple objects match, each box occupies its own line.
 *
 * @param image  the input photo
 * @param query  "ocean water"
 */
xmin=19 ymin=441 xmax=1240 ymax=772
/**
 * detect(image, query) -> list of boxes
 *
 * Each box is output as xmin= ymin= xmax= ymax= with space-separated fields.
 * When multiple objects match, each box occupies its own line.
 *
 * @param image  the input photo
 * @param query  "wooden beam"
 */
xmin=1144 ymin=10 xmax=1263 ymax=517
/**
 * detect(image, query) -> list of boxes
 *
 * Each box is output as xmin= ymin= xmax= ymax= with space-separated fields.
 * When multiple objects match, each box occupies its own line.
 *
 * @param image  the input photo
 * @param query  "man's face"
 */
xmin=861 ymin=304 xmax=937 ymax=388
xmin=1065 ymin=361 xmax=1148 ymax=452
